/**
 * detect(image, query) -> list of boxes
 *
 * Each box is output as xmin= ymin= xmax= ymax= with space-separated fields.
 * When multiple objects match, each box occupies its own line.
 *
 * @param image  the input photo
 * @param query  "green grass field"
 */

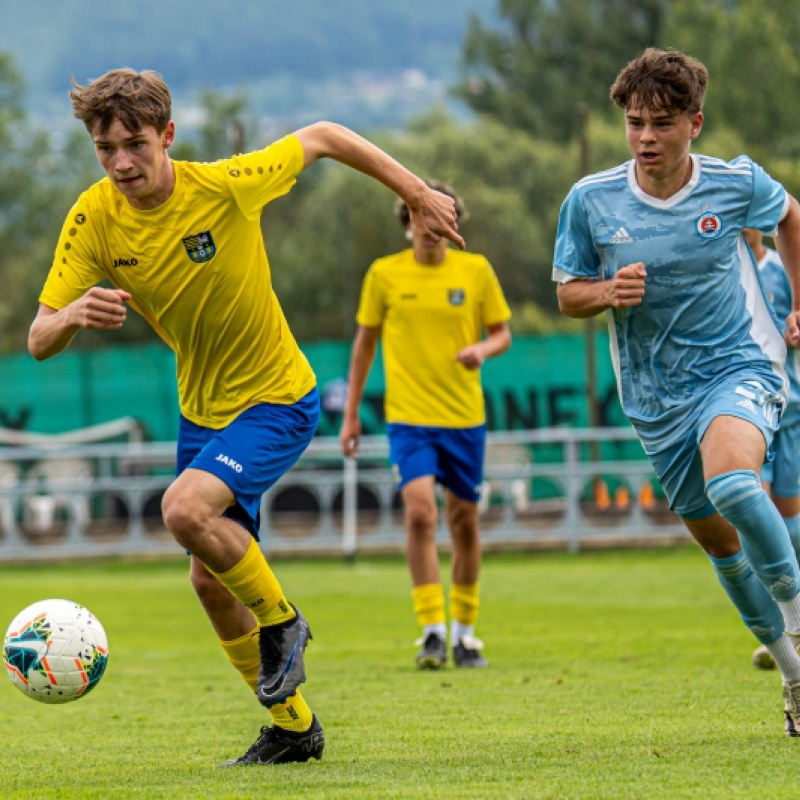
xmin=0 ymin=545 xmax=796 ymax=799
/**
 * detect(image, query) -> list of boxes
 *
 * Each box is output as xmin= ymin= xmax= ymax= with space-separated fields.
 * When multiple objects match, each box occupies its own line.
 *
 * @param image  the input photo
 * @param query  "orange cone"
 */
xmin=640 ymin=483 xmax=655 ymax=510
xmin=594 ymin=479 xmax=611 ymax=511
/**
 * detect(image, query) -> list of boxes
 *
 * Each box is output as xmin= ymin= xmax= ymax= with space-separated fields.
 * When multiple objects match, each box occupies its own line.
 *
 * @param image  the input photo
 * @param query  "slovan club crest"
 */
xmin=182 ymin=231 xmax=217 ymax=263
xmin=696 ymin=212 xmax=722 ymax=239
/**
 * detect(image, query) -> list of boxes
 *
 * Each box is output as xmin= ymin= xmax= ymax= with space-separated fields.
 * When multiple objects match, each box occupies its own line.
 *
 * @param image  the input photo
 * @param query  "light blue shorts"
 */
xmin=387 ymin=423 xmax=486 ymax=503
xmin=176 ymin=388 xmax=320 ymax=537
xmin=647 ymin=375 xmax=783 ymax=520
xmin=762 ymin=416 xmax=800 ymax=498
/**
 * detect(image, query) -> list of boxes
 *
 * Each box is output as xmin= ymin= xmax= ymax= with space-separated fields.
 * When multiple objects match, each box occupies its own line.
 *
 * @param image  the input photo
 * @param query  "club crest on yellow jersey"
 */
xmin=448 ymin=289 xmax=466 ymax=306
xmin=182 ymin=231 xmax=217 ymax=263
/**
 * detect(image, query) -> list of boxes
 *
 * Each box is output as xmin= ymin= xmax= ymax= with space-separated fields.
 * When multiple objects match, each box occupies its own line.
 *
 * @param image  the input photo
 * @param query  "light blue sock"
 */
xmin=707 ymin=550 xmax=784 ymax=644
xmin=706 ymin=470 xmax=800 ymax=602
xmin=784 ymin=513 xmax=800 ymax=565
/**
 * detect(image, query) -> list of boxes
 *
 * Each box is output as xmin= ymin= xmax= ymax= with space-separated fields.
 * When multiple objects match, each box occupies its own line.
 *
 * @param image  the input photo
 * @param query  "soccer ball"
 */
xmin=2 ymin=598 xmax=109 ymax=704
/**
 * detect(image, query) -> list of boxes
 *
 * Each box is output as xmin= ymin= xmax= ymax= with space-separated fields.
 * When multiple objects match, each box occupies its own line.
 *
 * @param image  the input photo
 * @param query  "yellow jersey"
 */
xmin=40 ymin=134 xmax=316 ymax=429
xmin=356 ymin=248 xmax=510 ymax=427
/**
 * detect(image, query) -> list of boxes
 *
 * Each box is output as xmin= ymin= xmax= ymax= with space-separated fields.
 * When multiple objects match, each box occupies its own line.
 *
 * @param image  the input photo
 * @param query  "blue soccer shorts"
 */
xmin=762 ymin=416 xmax=800 ymax=498
xmin=386 ymin=423 xmax=486 ymax=503
xmin=176 ymin=388 xmax=320 ymax=537
xmin=647 ymin=373 xmax=783 ymax=519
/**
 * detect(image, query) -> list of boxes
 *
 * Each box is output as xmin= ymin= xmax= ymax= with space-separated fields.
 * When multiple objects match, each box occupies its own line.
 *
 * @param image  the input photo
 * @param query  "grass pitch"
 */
xmin=0 ymin=546 xmax=796 ymax=799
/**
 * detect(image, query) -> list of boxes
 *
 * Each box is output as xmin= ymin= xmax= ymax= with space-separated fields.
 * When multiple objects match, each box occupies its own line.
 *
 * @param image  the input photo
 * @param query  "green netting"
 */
xmin=0 ymin=331 xmax=630 ymax=443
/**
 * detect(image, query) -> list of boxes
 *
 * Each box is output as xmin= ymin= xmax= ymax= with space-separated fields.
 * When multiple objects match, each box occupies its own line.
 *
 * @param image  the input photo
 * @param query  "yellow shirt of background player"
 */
xmin=40 ymin=134 xmax=316 ymax=429
xmin=356 ymin=248 xmax=511 ymax=428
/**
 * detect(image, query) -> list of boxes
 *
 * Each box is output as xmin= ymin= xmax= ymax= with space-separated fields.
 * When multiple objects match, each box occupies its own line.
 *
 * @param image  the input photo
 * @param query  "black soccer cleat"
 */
xmin=415 ymin=632 xmax=447 ymax=670
xmin=452 ymin=636 xmax=489 ymax=668
xmin=257 ymin=604 xmax=312 ymax=708
xmin=220 ymin=715 xmax=325 ymax=766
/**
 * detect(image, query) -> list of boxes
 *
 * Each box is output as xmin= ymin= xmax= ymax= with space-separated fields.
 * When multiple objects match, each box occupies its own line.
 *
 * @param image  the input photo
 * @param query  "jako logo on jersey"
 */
xmin=183 ymin=231 xmax=217 ymax=263
xmin=448 ymin=289 xmax=466 ymax=306
xmin=113 ymin=257 xmax=138 ymax=268
xmin=216 ymin=453 xmax=243 ymax=473
xmin=696 ymin=212 xmax=722 ymax=239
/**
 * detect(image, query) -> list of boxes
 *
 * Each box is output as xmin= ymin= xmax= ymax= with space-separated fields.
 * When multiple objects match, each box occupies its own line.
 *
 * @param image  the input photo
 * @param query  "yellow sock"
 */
xmin=220 ymin=625 xmax=261 ymax=691
xmin=219 ymin=628 xmax=313 ymax=732
xmin=450 ymin=583 xmax=480 ymax=626
xmin=412 ymin=583 xmax=446 ymax=628
xmin=210 ymin=538 xmax=296 ymax=627
xmin=269 ymin=690 xmax=314 ymax=732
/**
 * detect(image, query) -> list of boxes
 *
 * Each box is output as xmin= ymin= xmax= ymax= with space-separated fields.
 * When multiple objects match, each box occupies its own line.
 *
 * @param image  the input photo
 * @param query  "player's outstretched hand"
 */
xmin=786 ymin=311 xmax=800 ymax=348
xmin=72 ymin=287 xmax=131 ymax=329
xmin=340 ymin=417 xmax=362 ymax=458
xmin=605 ymin=262 xmax=646 ymax=308
xmin=409 ymin=185 xmax=465 ymax=250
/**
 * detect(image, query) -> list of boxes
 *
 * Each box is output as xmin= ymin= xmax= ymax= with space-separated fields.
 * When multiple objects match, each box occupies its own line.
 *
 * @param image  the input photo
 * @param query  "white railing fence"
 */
xmin=0 ymin=428 xmax=688 ymax=562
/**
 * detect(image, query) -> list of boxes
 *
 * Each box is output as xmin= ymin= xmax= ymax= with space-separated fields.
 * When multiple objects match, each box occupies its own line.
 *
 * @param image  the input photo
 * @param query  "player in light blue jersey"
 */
xmin=553 ymin=48 xmax=800 ymax=736
xmin=744 ymin=228 xmax=800 ymax=671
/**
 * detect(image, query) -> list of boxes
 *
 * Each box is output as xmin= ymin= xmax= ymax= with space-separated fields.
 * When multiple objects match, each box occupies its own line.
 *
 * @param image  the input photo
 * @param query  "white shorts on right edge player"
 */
xmin=646 ymin=371 xmax=785 ymax=520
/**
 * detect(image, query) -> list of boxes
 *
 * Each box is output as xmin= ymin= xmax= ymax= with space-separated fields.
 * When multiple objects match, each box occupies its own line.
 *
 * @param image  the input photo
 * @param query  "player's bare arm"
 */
xmin=28 ymin=287 xmax=131 ymax=361
xmin=293 ymin=122 xmax=465 ymax=250
xmin=456 ymin=322 xmax=512 ymax=370
xmin=775 ymin=195 xmax=800 ymax=346
xmin=557 ymin=262 xmax=647 ymax=318
xmin=340 ymin=325 xmax=381 ymax=458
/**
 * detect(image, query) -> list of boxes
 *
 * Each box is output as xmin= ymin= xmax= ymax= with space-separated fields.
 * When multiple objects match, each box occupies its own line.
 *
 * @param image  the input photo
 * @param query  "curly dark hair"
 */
xmin=610 ymin=48 xmax=707 ymax=115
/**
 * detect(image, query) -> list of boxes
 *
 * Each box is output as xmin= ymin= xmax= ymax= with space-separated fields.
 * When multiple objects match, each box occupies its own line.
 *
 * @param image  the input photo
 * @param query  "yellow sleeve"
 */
xmin=224 ymin=135 xmax=306 ymax=221
xmin=480 ymin=258 xmax=512 ymax=326
xmin=39 ymin=197 xmax=108 ymax=310
xmin=355 ymin=263 xmax=384 ymax=328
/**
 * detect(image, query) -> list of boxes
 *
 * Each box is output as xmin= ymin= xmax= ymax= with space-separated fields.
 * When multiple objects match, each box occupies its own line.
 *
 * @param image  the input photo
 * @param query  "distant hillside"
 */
xmin=1 ymin=0 xmax=496 ymax=130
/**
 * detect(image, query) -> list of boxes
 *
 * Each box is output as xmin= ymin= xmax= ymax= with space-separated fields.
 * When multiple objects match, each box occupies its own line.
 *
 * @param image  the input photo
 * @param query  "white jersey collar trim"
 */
xmin=627 ymin=154 xmax=700 ymax=209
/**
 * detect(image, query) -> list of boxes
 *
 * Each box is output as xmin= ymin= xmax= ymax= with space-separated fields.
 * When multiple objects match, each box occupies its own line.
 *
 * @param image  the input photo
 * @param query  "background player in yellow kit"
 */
xmin=27 ymin=69 xmax=463 ymax=765
xmin=340 ymin=180 xmax=511 ymax=669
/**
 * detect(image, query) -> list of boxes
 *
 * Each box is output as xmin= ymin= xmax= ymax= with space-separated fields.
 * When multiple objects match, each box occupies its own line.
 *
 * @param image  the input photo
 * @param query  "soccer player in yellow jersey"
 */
xmin=27 ymin=69 xmax=463 ymax=765
xmin=340 ymin=180 xmax=511 ymax=669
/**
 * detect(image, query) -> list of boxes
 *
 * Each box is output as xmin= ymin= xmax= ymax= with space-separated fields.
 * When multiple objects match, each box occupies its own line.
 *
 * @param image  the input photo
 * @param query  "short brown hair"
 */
xmin=610 ymin=48 xmax=707 ymax=115
xmin=70 ymin=69 xmax=172 ymax=136
xmin=395 ymin=179 xmax=468 ymax=228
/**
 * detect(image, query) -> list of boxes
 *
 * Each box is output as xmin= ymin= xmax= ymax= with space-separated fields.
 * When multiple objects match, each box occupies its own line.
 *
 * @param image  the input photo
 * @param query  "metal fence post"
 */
xmin=342 ymin=456 xmax=357 ymax=560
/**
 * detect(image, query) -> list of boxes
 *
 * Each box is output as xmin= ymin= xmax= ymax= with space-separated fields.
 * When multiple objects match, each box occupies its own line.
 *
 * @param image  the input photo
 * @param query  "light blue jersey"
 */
xmin=554 ymin=154 xmax=789 ymax=453
xmin=758 ymin=247 xmax=800 ymax=427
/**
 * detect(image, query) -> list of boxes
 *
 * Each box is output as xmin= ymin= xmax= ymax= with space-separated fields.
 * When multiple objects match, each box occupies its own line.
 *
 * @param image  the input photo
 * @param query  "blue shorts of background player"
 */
xmin=647 ymin=373 xmax=783 ymax=519
xmin=387 ymin=423 xmax=486 ymax=502
xmin=762 ymin=419 xmax=800 ymax=499
xmin=176 ymin=388 xmax=320 ymax=538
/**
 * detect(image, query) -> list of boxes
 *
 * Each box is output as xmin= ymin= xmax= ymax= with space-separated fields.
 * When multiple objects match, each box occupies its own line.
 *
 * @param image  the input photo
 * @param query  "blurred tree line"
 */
xmin=3 ymin=0 xmax=800 ymax=352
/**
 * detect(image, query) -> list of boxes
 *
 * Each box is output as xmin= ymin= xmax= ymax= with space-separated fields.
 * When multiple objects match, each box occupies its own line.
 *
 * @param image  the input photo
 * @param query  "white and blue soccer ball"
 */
xmin=2 ymin=599 xmax=109 ymax=704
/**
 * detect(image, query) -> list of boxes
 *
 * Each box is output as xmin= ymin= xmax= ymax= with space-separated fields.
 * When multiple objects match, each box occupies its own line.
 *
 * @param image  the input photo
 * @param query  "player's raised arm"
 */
xmin=28 ymin=287 xmax=131 ymax=361
xmin=557 ymin=263 xmax=647 ymax=318
xmin=293 ymin=122 xmax=464 ymax=250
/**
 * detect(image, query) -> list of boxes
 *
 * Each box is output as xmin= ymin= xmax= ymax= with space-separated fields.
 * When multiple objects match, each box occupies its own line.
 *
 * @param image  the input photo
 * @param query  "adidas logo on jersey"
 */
xmin=610 ymin=227 xmax=633 ymax=244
